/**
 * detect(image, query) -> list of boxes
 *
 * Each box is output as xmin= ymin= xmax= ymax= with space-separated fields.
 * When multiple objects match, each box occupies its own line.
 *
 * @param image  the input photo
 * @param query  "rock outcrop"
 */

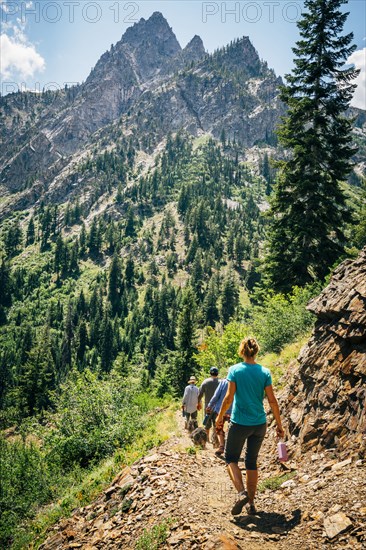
xmin=281 ymin=247 xmax=366 ymax=454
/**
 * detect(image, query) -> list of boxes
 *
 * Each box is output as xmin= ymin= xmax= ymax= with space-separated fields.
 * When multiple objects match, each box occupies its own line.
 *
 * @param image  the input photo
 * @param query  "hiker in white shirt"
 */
xmin=182 ymin=376 xmax=199 ymax=429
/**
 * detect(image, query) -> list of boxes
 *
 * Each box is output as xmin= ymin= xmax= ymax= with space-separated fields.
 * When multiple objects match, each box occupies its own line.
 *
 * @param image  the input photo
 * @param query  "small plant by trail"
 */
xmin=135 ymin=519 xmax=175 ymax=550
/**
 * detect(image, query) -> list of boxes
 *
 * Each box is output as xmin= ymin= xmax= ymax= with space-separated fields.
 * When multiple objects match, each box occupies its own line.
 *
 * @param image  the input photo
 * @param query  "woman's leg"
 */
xmin=246 ymin=470 xmax=258 ymax=504
xmin=225 ymin=422 xmax=247 ymax=493
xmin=225 ymin=422 xmax=254 ymax=514
xmin=227 ymin=463 xmax=245 ymax=493
xmin=245 ymin=423 xmax=267 ymax=504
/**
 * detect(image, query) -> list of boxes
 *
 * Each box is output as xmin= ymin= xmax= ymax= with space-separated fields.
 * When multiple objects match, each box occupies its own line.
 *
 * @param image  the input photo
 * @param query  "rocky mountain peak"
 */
xmin=183 ymin=35 xmax=206 ymax=62
xmin=120 ymin=11 xmax=181 ymax=58
xmin=221 ymin=36 xmax=262 ymax=77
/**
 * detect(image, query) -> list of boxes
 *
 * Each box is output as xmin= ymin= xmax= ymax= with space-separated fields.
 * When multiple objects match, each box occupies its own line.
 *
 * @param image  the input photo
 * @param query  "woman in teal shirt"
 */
xmin=216 ymin=337 xmax=285 ymax=516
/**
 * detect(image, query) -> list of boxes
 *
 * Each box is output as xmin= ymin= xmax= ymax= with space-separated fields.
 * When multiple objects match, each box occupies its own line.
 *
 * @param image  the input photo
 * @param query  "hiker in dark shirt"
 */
xmin=207 ymin=378 xmax=232 ymax=456
xmin=198 ymin=367 xmax=220 ymax=440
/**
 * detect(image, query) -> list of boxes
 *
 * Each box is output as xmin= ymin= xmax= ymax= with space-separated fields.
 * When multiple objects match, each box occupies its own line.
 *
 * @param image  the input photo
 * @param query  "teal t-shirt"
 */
xmin=227 ymin=362 xmax=272 ymax=426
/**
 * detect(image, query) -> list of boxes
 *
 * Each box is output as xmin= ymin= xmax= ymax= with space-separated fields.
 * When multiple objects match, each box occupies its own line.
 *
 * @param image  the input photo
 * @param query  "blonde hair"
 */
xmin=238 ymin=337 xmax=260 ymax=359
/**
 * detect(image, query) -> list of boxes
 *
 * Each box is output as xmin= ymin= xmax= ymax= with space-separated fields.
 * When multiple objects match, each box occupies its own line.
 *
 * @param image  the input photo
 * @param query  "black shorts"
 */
xmin=225 ymin=421 xmax=267 ymax=470
xmin=205 ymin=411 xmax=217 ymax=429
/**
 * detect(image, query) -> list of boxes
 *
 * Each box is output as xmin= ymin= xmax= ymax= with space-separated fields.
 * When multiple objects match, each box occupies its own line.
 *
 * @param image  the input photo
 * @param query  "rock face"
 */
xmin=281 ymin=246 xmax=366 ymax=454
xmin=0 ymin=12 xmax=183 ymax=190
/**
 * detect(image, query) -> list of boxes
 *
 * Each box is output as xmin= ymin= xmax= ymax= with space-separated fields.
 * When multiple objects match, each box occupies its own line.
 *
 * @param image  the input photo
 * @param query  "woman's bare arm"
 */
xmin=265 ymin=384 xmax=285 ymax=438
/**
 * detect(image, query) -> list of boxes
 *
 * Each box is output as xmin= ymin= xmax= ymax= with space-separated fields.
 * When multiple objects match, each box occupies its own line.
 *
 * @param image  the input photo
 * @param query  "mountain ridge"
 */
xmin=0 ymin=12 xmax=283 ymax=202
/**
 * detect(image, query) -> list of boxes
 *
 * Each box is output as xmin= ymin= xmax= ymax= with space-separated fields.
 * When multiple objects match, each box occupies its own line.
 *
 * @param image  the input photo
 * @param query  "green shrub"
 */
xmin=0 ymin=436 xmax=55 ymax=547
xmin=195 ymin=321 xmax=250 ymax=374
xmin=258 ymin=471 xmax=297 ymax=492
xmin=251 ymin=286 xmax=317 ymax=353
xmin=45 ymin=369 xmax=147 ymax=469
xmin=196 ymin=286 xmax=317 ymax=373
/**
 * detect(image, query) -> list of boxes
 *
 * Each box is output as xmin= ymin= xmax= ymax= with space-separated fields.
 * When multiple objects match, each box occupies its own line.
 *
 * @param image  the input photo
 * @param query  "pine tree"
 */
xmin=76 ymin=320 xmax=88 ymax=364
xmin=61 ymin=301 xmax=73 ymax=372
xmin=261 ymin=152 xmax=274 ymax=195
xmin=88 ymin=218 xmax=101 ymax=255
xmin=191 ymin=252 xmax=204 ymax=301
xmin=125 ymin=256 xmax=135 ymax=288
xmin=54 ymin=234 xmax=65 ymax=275
xmin=203 ymin=276 xmax=220 ymax=327
xmin=4 ymin=220 xmax=22 ymax=257
xmin=220 ymin=274 xmax=239 ymax=325
xmin=16 ymin=326 xmax=56 ymax=416
xmin=0 ymin=260 xmax=12 ymax=324
xmin=101 ymin=312 xmax=115 ymax=372
xmin=266 ymin=0 xmax=359 ymax=292
xmin=108 ymin=254 xmax=122 ymax=314
xmin=146 ymin=325 xmax=161 ymax=376
xmin=26 ymin=217 xmax=35 ymax=245
xmin=175 ymin=287 xmax=197 ymax=391
xmin=125 ymin=207 xmax=137 ymax=238
xmin=79 ymin=223 xmax=87 ymax=256
xmin=76 ymin=289 xmax=88 ymax=316
xmin=185 ymin=234 xmax=198 ymax=264
xmin=69 ymin=241 xmax=79 ymax=274
xmin=116 ymin=183 xmax=123 ymax=204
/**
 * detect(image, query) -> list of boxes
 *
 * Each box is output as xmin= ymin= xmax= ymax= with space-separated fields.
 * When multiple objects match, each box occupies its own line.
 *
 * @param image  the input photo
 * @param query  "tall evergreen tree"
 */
xmin=0 ymin=260 xmax=12 ymax=324
xmin=203 ymin=276 xmax=220 ymax=327
xmin=76 ymin=320 xmax=88 ymax=364
xmin=266 ymin=0 xmax=359 ymax=292
xmin=54 ymin=235 xmax=65 ymax=275
xmin=4 ymin=220 xmax=22 ymax=257
xmin=101 ymin=313 xmax=115 ymax=372
xmin=16 ymin=326 xmax=55 ymax=416
xmin=88 ymin=218 xmax=101 ymax=255
xmin=220 ymin=274 xmax=239 ymax=325
xmin=26 ymin=216 xmax=35 ymax=245
xmin=61 ymin=301 xmax=73 ymax=372
xmin=108 ymin=254 xmax=122 ymax=314
xmin=146 ymin=325 xmax=161 ymax=376
xmin=174 ymin=287 xmax=198 ymax=392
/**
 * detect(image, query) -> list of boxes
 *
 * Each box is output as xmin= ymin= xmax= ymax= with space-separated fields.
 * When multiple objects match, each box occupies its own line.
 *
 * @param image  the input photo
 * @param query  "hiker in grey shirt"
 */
xmin=198 ymin=367 xmax=220 ymax=440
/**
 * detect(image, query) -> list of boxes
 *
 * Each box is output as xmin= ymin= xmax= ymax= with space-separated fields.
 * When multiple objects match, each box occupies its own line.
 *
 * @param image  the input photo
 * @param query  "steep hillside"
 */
xmin=1 ymin=11 xmax=366 ymax=548
xmin=0 ymin=134 xmax=268 ymax=425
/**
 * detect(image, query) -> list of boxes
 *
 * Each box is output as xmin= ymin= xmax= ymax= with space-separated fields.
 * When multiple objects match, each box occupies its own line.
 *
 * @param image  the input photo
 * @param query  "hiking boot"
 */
xmin=231 ymin=491 xmax=249 ymax=515
xmin=215 ymin=446 xmax=225 ymax=457
xmin=246 ymin=502 xmax=257 ymax=515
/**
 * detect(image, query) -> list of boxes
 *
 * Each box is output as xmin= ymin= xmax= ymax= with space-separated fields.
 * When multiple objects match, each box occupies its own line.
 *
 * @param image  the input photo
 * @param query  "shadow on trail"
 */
xmin=233 ymin=508 xmax=302 ymax=535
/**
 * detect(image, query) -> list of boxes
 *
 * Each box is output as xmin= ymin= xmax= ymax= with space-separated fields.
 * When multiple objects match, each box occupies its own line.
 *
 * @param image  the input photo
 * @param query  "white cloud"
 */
xmin=0 ymin=33 xmax=45 ymax=79
xmin=0 ymin=1 xmax=45 ymax=81
xmin=347 ymin=47 xmax=366 ymax=110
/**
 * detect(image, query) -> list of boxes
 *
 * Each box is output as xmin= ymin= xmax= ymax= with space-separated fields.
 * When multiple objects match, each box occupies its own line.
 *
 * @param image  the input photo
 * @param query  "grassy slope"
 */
xmin=10 ymin=401 xmax=179 ymax=550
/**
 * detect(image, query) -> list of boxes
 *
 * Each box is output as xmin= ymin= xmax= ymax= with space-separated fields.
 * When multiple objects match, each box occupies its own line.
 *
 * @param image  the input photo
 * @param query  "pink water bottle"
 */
xmin=277 ymin=440 xmax=288 ymax=462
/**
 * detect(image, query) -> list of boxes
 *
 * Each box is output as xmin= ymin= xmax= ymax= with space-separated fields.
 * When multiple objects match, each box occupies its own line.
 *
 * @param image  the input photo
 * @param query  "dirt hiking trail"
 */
xmin=40 ymin=412 xmax=366 ymax=549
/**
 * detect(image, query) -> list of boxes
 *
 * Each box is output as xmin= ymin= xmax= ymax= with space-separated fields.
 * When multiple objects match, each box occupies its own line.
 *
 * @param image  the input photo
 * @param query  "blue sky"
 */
xmin=1 ymin=0 xmax=365 ymax=107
